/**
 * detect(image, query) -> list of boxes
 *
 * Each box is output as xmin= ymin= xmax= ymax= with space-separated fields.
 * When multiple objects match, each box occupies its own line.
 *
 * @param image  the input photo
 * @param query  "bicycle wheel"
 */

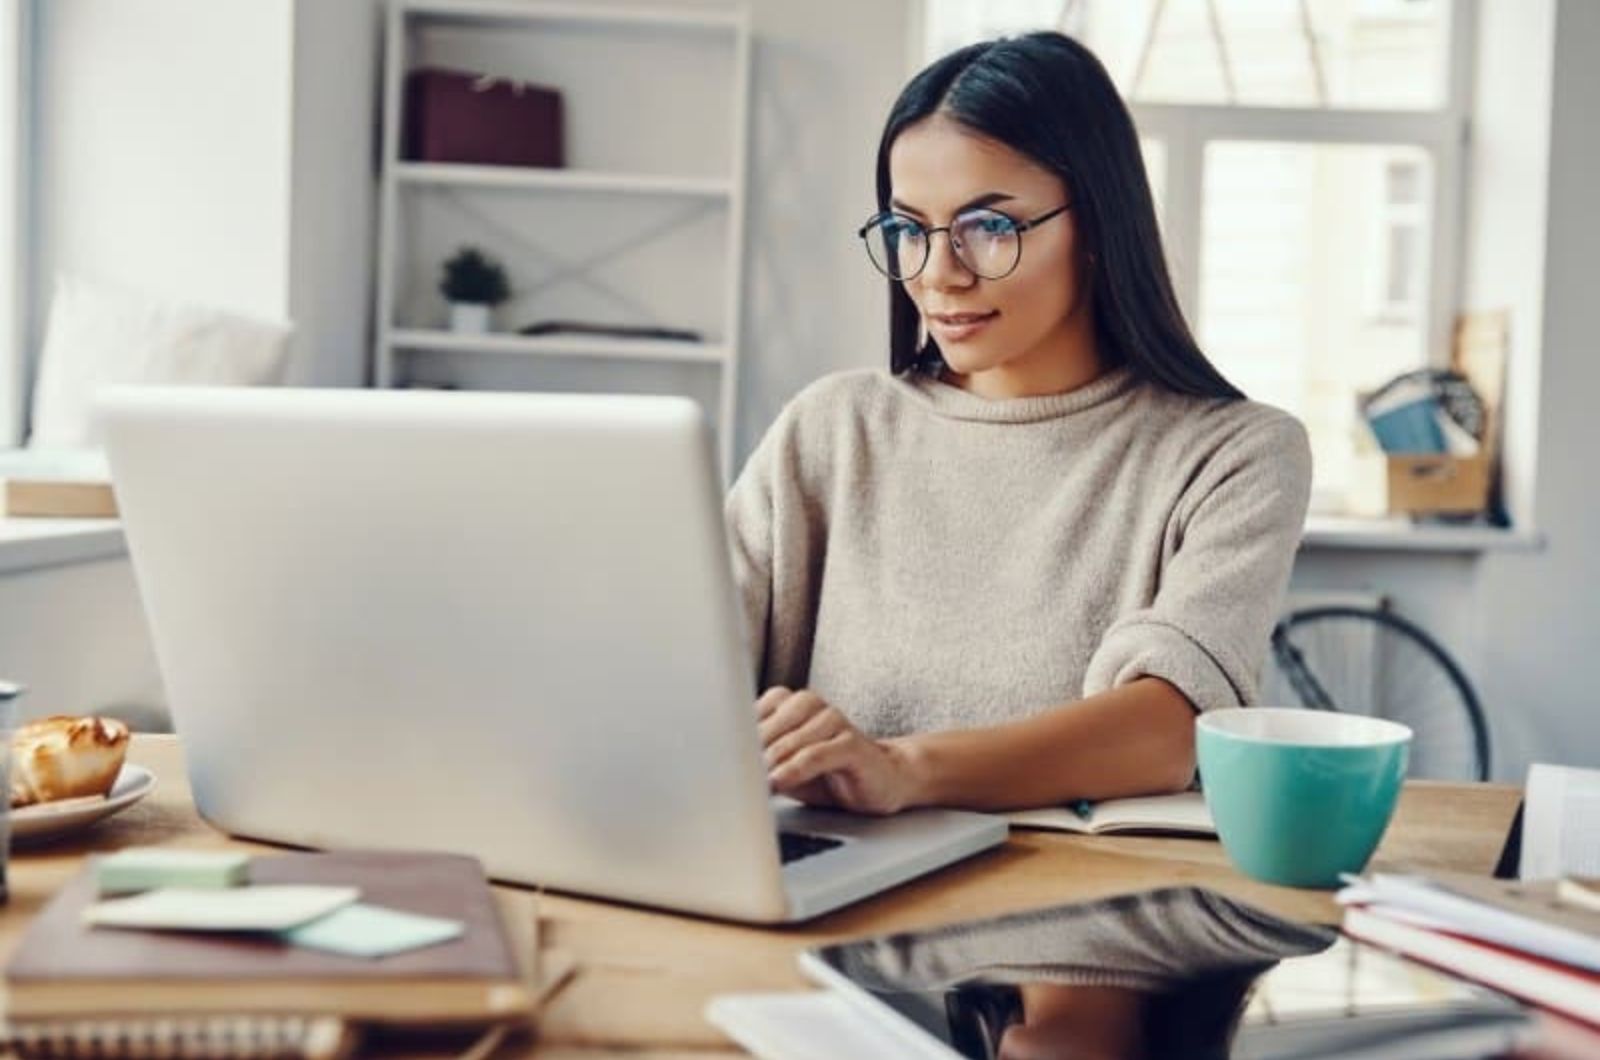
xmin=1264 ymin=606 xmax=1490 ymax=782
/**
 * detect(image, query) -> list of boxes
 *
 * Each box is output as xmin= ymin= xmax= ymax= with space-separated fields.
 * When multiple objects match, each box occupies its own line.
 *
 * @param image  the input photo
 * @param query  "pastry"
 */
xmin=9 ymin=715 xmax=130 ymax=809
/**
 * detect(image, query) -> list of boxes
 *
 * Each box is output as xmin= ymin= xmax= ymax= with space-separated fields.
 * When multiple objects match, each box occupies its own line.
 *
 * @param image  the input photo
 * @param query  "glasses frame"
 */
xmin=856 ymin=203 xmax=1071 ymax=281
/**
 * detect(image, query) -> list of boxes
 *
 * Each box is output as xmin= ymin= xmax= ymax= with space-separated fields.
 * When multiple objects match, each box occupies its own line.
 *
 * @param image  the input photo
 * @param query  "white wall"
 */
xmin=286 ymin=0 xmax=383 ymax=386
xmin=0 ymin=557 xmax=165 ymax=727
xmin=1470 ymin=0 xmax=1600 ymax=777
xmin=728 ymin=0 xmax=911 ymax=459
xmin=30 ymin=0 xmax=296 ymax=366
xmin=1461 ymin=0 xmax=1556 ymax=530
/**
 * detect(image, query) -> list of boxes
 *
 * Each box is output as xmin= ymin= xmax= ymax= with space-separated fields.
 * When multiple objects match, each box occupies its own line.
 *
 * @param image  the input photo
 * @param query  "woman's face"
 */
xmin=888 ymin=113 xmax=1097 ymax=398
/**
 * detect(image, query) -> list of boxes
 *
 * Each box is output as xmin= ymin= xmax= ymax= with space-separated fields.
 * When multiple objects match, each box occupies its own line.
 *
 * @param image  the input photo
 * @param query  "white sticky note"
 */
xmin=84 ymin=885 xmax=361 ymax=932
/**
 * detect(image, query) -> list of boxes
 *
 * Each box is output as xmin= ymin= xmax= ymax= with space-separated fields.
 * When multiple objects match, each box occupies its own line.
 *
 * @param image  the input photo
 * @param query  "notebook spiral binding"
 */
xmin=0 ymin=1015 xmax=356 ymax=1059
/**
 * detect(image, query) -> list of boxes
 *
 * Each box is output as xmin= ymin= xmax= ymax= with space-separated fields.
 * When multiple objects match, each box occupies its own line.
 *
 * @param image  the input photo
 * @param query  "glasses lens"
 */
xmin=863 ymin=214 xmax=926 ymax=279
xmin=951 ymin=209 xmax=1021 ymax=279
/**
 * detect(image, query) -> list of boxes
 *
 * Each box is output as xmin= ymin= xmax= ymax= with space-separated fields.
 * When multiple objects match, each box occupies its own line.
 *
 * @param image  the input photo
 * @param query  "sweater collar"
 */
xmin=892 ymin=365 xmax=1141 ymax=424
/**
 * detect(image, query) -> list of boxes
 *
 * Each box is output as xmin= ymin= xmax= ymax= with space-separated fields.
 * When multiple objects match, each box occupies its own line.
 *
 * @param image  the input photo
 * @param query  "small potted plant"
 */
xmin=439 ymin=246 xmax=510 ymax=333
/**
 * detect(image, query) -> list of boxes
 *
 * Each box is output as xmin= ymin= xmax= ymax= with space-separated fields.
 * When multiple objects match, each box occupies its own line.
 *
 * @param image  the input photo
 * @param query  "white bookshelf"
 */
xmin=373 ymin=0 xmax=752 ymax=476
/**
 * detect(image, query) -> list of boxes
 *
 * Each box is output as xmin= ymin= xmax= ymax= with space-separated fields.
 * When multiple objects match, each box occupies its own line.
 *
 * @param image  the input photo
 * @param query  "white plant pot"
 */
xmin=448 ymin=302 xmax=493 ymax=334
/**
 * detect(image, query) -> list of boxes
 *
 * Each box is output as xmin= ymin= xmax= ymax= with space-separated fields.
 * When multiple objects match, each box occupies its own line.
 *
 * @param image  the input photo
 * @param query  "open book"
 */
xmin=1006 ymin=791 xmax=1214 ymax=837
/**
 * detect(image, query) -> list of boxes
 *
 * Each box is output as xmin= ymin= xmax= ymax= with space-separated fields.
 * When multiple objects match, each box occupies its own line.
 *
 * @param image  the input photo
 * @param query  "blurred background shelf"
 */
xmin=393 ymin=162 xmax=734 ymax=199
xmin=388 ymin=328 xmax=729 ymax=364
xmin=374 ymin=0 xmax=751 ymax=477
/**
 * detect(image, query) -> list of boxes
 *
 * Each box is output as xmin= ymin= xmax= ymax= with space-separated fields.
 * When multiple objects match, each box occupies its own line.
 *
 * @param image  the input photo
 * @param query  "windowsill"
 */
xmin=0 ymin=517 xmax=126 ymax=575
xmin=1301 ymin=515 xmax=1544 ymax=554
xmin=0 ymin=513 xmax=1545 ymax=576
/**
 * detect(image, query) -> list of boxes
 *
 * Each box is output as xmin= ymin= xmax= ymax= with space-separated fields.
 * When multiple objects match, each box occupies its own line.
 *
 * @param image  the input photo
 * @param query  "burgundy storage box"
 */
xmin=404 ymin=67 xmax=564 ymax=168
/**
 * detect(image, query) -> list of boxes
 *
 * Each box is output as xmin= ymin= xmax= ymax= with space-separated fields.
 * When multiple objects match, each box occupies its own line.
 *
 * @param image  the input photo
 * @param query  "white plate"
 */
xmin=9 ymin=764 xmax=157 ymax=844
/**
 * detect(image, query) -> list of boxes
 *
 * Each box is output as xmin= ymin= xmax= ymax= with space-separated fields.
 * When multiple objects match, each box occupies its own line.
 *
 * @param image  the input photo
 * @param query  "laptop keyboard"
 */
xmin=778 ymin=830 xmax=845 ymax=865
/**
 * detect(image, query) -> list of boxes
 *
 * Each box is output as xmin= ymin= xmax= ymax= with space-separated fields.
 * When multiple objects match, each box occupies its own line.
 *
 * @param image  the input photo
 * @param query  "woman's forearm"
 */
xmin=891 ymin=677 xmax=1198 ymax=811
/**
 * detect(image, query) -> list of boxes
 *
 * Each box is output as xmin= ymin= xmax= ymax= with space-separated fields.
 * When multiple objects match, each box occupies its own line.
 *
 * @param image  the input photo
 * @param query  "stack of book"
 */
xmin=1337 ymin=871 xmax=1600 ymax=1028
xmin=1340 ymin=762 xmax=1600 ymax=1032
xmin=1360 ymin=369 xmax=1485 ymax=457
xmin=2 ymin=851 xmax=538 ymax=1059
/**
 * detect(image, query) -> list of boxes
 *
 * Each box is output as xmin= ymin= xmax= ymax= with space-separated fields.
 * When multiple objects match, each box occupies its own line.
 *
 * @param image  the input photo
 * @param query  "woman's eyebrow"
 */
xmin=889 ymin=191 xmax=1017 ymax=218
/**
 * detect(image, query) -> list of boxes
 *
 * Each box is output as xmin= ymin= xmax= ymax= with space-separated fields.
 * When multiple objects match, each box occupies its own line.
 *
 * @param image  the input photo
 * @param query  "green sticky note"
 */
xmin=280 ymin=903 xmax=464 ymax=959
xmin=96 ymin=848 xmax=251 ymax=895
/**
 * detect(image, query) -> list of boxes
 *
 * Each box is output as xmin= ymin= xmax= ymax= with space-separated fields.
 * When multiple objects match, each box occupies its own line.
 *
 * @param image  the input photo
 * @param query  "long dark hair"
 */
xmin=875 ymin=32 xmax=1244 ymax=400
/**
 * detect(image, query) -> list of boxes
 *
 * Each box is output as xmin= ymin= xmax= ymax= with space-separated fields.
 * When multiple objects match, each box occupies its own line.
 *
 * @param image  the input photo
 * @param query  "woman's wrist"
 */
xmin=884 ymin=734 xmax=939 ymax=810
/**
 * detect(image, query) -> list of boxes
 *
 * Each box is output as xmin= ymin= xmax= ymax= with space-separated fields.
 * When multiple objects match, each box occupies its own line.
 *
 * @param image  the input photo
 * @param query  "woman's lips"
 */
xmin=928 ymin=310 xmax=999 ymax=342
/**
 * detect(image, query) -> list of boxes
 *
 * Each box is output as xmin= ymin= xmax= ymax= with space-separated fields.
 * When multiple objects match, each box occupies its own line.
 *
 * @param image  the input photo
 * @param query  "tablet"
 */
xmin=799 ymin=886 xmax=1527 ymax=1060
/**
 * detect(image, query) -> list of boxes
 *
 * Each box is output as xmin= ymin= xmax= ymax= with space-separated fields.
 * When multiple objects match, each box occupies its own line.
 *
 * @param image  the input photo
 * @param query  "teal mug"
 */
xmin=1197 ymin=708 xmax=1411 ymax=888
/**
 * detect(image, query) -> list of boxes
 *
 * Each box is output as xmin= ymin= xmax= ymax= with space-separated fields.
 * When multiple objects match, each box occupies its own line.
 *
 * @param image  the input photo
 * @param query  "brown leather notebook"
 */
xmin=5 ymin=850 xmax=531 ymax=1025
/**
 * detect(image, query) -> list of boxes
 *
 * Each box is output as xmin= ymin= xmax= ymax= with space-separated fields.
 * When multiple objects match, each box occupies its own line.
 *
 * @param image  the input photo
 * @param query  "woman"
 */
xmin=725 ymin=32 xmax=1311 ymax=815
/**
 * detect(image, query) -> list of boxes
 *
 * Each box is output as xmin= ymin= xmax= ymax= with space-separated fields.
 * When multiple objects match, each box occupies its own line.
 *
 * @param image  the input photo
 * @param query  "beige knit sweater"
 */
xmin=724 ymin=366 xmax=1312 ymax=737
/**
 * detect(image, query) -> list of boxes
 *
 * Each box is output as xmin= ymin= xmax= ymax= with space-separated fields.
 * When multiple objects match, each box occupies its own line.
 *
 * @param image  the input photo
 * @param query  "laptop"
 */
xmin=100 ymin=386 xmax=1007 ymax=923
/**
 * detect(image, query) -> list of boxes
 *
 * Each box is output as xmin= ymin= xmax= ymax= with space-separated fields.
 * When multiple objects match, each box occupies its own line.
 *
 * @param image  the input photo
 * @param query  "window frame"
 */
xmin=0 ymin=0 xmax=32 ymax=449
xmin=1128 ymin=0 xmax=1476 ymax=373
xmin=1372 ymin=156 xmax=1428 ymax=324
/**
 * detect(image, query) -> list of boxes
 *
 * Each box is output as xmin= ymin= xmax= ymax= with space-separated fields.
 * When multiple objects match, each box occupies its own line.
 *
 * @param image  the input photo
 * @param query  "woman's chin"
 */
xmin=940 ymin=348 xmax=1007 ymax=378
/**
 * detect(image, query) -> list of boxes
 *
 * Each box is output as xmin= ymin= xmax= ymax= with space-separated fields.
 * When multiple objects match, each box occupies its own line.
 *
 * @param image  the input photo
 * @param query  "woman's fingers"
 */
xmin=756 ymin=688 xmax=827 ymax=748
xmin=752 ymin=689 xmax=911 ymax=815
xmin=763 ymin=706 xmax=849 ymax=769
xmin=754 ymin=685 xmax=792 ymax=721
xmin=769 ymin=730 xmax=860 ymax=790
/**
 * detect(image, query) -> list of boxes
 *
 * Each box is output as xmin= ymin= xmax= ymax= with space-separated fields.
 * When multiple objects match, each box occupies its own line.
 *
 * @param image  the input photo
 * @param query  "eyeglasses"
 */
xmin=857 ymin=204 xmax=1071 ymax=281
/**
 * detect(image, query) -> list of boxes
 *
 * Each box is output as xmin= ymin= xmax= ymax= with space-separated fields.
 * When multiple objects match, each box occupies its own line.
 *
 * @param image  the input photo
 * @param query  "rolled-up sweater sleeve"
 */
xmin=724 ymin=397 xmax=828 ymax=692
xmin=1083 ymin=414 xmax=1312 ymax=712
xmin=724 ymin=423 xmax=780 ymax=687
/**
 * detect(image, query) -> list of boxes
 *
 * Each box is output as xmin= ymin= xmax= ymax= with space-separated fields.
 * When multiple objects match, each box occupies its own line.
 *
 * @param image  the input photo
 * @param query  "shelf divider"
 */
xmin=388 ymin=328 xmax=730 ymax=365
xmin=395 ymin=162 xmax=734 ymax=198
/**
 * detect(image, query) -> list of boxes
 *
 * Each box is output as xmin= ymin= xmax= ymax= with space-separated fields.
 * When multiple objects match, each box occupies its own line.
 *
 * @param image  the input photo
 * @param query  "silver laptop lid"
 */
xmin=102 ymin=386 xmax=789 ymax=921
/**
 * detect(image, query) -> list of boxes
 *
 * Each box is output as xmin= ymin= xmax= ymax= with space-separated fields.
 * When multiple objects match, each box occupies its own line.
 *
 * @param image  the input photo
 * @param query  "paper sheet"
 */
xmin=1522 ymin=763 xmax=1600 ymax=880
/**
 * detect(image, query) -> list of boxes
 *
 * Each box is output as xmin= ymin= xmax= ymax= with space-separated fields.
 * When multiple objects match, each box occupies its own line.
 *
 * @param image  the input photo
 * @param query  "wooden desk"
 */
xmin=2 ymin=736 xmax=1521 ymax=1057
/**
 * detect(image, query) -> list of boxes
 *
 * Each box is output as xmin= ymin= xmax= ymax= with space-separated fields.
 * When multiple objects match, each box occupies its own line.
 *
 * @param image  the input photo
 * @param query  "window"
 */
xmin=922 ymin=0 xmax=1473 ymax=513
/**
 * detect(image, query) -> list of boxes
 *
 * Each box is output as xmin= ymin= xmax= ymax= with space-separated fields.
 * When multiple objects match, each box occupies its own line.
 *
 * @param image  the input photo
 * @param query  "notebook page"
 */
xmin=1006 ymin=792 xmax=1213 ymax=835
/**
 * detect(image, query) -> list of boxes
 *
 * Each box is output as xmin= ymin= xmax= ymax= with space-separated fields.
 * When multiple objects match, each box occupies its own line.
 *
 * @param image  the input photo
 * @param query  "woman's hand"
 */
xmin=756 ymin=686 xmax=924 ymax=815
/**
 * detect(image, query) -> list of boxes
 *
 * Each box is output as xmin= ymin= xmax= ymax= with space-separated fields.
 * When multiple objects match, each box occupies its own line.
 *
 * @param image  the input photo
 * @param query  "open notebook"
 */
xmin=1006 ymin=791 xmax=1215 ymax=837
xmin=2 ymin=851 xmax=534 ymax=1059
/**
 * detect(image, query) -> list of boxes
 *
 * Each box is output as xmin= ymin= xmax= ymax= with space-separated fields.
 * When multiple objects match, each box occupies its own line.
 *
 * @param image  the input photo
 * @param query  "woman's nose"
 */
xmin=919 ymin=229 xmax=976 ymax=290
